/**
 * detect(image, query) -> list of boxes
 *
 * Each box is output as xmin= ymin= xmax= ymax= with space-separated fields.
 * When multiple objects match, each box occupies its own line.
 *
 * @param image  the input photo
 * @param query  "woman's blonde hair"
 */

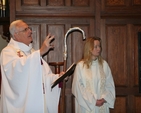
xmin=82 ymin=37 xmax=103 ymax=68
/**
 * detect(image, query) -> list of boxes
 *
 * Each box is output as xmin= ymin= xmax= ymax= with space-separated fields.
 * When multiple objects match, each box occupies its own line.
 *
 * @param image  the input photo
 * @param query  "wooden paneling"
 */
xmin=106 ymin=0 xmax=125 ymax=6
xmin=48 ymin=0 xmax=65 ymax=6
xmin=22 ymin=0 xmax=40 ymax=5
xmin=47 ymin=24 xmax=65 ymax=62
xmin=29 ymin=24 xmax=41 ymax=50
xmin=134 ymin=25 xmax=141 ymax=86
xmin=133 ymin=0 xmax=141 ymax=5
xmin=111 ymin=96 xmax=127 ymax=113
xmin=135 ymin=96 xmax=141 ymax=112
xmin=13 ymin=0 xmax=95 ymax=19
xmin=101 ymin=0 xmax=141 ymax=18
xmin=101 ymin=18 xmax=141 ymax=113
xmin=106 ymin=25 xmax=127 ymax=86
xmin=72 ymin=0 xmax=89 ymax=6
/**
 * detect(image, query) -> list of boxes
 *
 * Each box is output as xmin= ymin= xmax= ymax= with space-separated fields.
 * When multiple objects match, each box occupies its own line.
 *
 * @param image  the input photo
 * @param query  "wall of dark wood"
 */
xmin=0 ymin=0 xmax=141 ymax=113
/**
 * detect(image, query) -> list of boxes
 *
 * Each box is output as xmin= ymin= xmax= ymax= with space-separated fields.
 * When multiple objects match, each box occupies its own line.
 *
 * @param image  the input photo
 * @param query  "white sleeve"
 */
xmin=101 ymin=61 xmax=116 ymax=108
xmin=42 ymin=60 xmax=61 ymax=113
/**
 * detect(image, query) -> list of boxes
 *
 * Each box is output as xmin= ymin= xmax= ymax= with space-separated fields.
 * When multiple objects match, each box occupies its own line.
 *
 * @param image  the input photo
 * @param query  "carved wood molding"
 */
xmin=133 ymin=0 xmax=141 ymax=5
xmin=106 ymin=0 xmax=125 ymax=6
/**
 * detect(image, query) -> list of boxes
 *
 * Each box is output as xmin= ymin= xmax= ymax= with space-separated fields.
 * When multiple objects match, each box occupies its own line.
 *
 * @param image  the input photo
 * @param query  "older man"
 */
xmin=0 ymin=20 xmax=63 ymax=113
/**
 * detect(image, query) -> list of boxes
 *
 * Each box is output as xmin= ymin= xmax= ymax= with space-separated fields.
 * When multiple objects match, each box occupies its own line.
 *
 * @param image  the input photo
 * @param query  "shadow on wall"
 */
xmin=0 ymin=68 xmax=1 ymax=94
xmin=0 ymin=35 xmax=8 ymax=52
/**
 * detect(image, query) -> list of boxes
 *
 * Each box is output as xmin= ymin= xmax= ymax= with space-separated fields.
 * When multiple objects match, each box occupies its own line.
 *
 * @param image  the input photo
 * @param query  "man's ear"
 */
xmin=13 ymin=33 xmax=18 ymax=40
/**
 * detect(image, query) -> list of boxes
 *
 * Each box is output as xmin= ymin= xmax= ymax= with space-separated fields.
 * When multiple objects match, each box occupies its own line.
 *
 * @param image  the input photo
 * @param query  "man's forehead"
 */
xmin=16 ymin=23 xmax=27 ymax=31
xmin=18 ymin=22 xmax=28 ymax=28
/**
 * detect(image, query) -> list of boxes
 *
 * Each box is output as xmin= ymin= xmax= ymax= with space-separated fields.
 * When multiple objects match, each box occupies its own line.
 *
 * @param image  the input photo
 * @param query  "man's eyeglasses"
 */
xmin=16 ymin=27 xmax=32 ymax=33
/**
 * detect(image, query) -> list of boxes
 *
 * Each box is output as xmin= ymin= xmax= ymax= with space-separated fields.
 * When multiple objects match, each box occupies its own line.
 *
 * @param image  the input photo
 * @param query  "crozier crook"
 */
xmin=64 ymin=27 xmax=86 ymax=61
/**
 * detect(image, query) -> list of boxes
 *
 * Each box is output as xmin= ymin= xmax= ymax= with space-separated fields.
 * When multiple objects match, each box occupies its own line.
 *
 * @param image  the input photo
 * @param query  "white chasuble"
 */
xmin=0 ymin=38 xmax=61 ymax=113
xmin=72 ymin=60 xmax=115 ymax=113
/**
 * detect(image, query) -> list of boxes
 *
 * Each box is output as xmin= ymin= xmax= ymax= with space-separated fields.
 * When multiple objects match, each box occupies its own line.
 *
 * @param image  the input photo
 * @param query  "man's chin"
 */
xmin=29 ymin=37 xmax=33 ymax=43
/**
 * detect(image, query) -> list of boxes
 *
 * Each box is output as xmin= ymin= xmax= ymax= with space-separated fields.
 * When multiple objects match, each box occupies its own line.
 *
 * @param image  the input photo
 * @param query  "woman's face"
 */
xmin=90 ymin=40 xmax=101 ymax=60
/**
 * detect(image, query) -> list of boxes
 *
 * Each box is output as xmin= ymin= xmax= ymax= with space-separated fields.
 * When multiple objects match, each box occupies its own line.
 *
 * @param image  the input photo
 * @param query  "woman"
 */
xmin=72 ymin=37 xmax=115 ymax=113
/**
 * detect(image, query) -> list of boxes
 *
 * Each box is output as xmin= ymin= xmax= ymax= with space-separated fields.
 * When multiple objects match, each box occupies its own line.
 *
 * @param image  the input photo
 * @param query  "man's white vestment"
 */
xmin=0 ymin=38 xmax=61 ymax=113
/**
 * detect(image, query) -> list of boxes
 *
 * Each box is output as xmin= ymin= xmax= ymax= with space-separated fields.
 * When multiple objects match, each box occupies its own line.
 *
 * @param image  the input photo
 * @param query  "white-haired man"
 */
xmin=0 ymin=20 xmax=63 ymax=113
